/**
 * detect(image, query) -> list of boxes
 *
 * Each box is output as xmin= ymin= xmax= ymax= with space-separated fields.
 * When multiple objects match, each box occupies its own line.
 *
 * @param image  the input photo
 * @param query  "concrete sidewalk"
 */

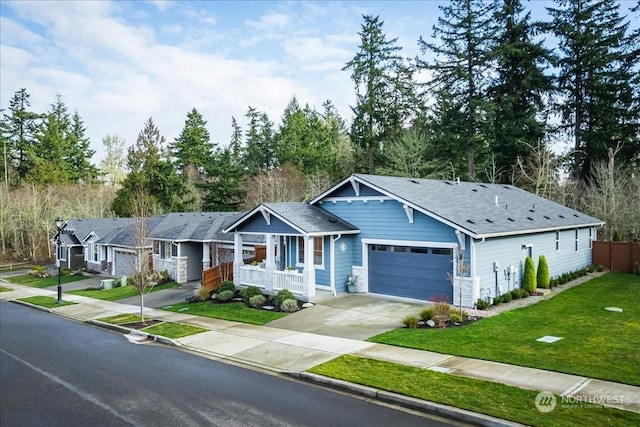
xmin=1 ymin=278 xmax=638 ymax=417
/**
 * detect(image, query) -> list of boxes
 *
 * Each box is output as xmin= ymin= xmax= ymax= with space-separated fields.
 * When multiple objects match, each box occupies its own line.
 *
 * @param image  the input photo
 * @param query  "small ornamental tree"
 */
xmin=522 ymin=256 xmax=536 ymax=294
xmin=537 ymin=255 xmax=550 ymax=289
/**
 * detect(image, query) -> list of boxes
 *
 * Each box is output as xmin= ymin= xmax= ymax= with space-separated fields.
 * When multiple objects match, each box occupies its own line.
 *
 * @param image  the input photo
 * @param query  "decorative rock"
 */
xmin=263 ymin=305 xmax=275 ymax=311
xmin=302 ymin=302 xmax=314 ymax=308
xmin=232 ymin=298 xmax=243 ymax=301
xmin=426 ymin=319 xmax=436 ymax=328
xmin=604 ymin=307 xmax=623 ymax=312
xmin=178 ymin=307 xmax=189 ymax=312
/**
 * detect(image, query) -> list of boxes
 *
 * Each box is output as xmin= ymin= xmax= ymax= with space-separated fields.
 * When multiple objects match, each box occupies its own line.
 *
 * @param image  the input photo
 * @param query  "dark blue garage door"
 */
xmin=368 ymin=245 xmax=453 ymax=302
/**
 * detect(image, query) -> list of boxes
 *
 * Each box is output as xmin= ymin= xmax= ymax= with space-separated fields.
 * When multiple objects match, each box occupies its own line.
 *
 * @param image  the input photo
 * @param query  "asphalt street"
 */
xmin=0 ymin=301 xmax=461 ymax=427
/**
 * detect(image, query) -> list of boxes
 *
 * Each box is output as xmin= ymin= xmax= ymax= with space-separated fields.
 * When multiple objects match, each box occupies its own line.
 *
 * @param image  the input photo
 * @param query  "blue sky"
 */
xmin=0 ymin=1 xmax=636 ymax=162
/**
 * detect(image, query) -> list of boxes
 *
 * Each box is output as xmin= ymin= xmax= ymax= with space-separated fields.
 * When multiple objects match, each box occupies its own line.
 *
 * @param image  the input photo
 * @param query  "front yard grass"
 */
xmin=68 ymin=282 xmax=180 ymax=301
xmin=141 ymin=322 xmax=209 ymax=339
xmin=7 ymin=274 xmax=88 ymax=288
xmin=18 ymin=295 xmax=76 ymax=308
xmin=0 ymin=286 xmax=13 ymax=292
xmin=309 ymin=355 xmax=640 ymax=427
xmin=161 ymin=301 xmax=289 ymax=325
xmin=97 ymin=313 xmax=142 ymax=324
xmin=369 ymin=272 xmax=640 ymax=386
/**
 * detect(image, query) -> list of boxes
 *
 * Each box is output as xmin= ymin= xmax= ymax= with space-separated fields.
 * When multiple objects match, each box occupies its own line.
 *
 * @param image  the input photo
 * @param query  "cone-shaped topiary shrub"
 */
xmin=522 ymin=256 xmax=537 ymax=294
xmin=537 ymin=255 xmax=550 ymax=289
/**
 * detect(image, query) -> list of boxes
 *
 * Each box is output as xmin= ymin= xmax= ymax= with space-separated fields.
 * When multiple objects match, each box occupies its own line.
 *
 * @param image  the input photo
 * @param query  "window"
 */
xmin=392 ymin=246 xmax=407 ymax=253
xmin=575 ymin=229 xmax=579 ymax=251
xmin=172 ymin=243 xmax=178 ymax=257
xmin=555 ymin=231 xmax=560 ymax=251
xmin=158 ymin=241 xmax=173 ymax=259
xmin=410 ymin=247 xmax=428 ymax=254
xmin=153 ymin=241 xmax=160 ymax=255
xmin=93 ymin=243 xmax=99 ymax=262
xmin=433 ymin=248 xmax=452 ymax=255
xmin=59 ymin=244 xmax=66 ymax=261
xmin=297 ymin=236 xmax=323 ymax=266
xmin=589 ymin=228 xmax=593 ymax=249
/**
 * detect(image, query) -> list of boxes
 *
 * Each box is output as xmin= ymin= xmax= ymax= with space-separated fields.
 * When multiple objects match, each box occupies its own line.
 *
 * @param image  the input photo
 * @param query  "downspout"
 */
xmin=331 ymin=234 xmax=342 ymax=296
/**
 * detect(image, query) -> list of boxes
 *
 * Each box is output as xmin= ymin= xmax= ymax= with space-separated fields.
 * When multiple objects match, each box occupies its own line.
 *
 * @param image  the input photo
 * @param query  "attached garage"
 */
xmin=114 ymin=250 xmax=135 ymax=277
xmin=368 ymin=244 xmax=453 ymax=302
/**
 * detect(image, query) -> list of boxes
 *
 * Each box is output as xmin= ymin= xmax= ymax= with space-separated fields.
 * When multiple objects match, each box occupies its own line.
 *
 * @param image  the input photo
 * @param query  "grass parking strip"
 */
xmin=0 ymin=286 xmax=13 ymax=292
xmin=141 ymin=322 xmax=209 ymax=339
xmin=97 ymin=313 xmax=142 ymax=324
xmin=369 ymin=272 xmax=640 ymax=386
xmin=18 ymin=296 xmax=76 ymax=308
xmin=161 ymin=301 xmax=289 ymax=325
xmin=309 ymin=355 xmax=639 ymax=427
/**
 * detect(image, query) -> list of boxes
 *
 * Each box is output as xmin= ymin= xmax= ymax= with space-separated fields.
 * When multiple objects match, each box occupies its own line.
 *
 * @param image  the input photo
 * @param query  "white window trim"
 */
xmin=296 ymin=236 xmax=324 ymax=268
xmin=555 ymin=231 xmax=560 ymax=251
xmin=575 ymin=229 xmax=579 ymax=252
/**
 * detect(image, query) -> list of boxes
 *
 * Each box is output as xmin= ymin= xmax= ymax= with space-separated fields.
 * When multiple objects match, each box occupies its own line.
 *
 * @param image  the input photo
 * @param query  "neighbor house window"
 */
xmin=297 ymin=236 xmax=323 ymax=266
xmin=172 ymin=243 xmax=178 ymax=257
xmin=555 ymin=231 xmax=560 ymax=251
xmin=159 ymin=241 xmax=172 ymax=259
xmin=589 ymin=228 xmax=593 ymax=249
xmin=575 ymin=229 xmax=579 ymax=251
xmin=93 ymin=243 xmax=99 ymax=262
xmin=59 ymin=245 xmax=66 ymax=261
xmin=153 ymin=241 xmax=160 ymax=255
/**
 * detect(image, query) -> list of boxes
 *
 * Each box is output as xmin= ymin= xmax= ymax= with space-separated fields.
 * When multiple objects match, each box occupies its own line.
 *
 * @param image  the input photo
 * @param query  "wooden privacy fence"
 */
xmin=202 ymin=261 xmax=233 ymax=292
xmin=592 ymin=241 xmax=640 ymax=273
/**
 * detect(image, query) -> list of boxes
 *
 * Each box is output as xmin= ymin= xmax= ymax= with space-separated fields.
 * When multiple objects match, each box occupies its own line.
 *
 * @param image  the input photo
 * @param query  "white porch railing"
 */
xmin=272 ymin=270 xmax=304 ymax=294
xmin=239 ymin=265 xmax=265 ymax=288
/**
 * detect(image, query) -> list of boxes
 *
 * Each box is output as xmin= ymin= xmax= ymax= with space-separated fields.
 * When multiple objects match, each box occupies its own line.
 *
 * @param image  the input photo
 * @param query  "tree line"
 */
xmin=1 ymin=0 xmax=638 ymax=262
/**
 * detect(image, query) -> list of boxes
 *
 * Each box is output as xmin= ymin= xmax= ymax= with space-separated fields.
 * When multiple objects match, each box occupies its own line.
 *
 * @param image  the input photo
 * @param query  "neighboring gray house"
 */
xmin=54 ymin=218 xmax=135 ymax=272
xmin=53 ymin=212 xmax=263 ymax=284
xmin=148 ymin=212 xmax=263 ymax=284
xmin=224 ymin=174 xmax=604 ymax=306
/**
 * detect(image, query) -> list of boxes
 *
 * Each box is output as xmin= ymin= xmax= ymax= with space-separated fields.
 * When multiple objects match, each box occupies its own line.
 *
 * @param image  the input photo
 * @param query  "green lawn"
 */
xmin=6 ymin=273 xmax=89 ymax=288
xmin=309 ymin=355 xmax=639 ymax=427
xmin=68 ymin=282 xmax=180 ymax=301
xmin=18 ymin=295 xmax=76 ymax=308
xmin=141 ymin=322 xmax=209 ymax=339
xmin=0 ymin=286 xmax=13 ymax=292
xmin=369 ymin=272 xmax=640 ymax=386
xmin=161 ymin=301 xmax=289 ymax=325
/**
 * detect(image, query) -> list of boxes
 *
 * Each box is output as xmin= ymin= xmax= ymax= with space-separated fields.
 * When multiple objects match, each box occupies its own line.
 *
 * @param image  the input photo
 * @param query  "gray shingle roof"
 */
xmin=64 ymin=218 xmax=135 ymax=243
xmin=261 ymin=202 xmax=359 ymax=235
xmin=149 ymin=212 xmax=241 ymax=242
xmin=327 ymin=174 xmax=603 ymax=238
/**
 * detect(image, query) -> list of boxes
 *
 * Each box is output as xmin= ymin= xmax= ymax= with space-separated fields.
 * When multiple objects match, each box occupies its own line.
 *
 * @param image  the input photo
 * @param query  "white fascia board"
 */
xmin=222 ymin=204 xmax=265 ymax=233
xmin=307 ymin=230 xmax=360 ymax=237
xmin=319 ymin=196 xmax=394 ymax=203
xmin=309 ymin=174 xmax=356 ymax=205
xmin=476 ymin=222 xmax=606 ymax=239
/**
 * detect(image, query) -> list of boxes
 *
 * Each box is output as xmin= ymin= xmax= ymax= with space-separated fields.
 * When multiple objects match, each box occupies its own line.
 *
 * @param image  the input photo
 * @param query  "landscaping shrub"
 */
xmin=61 ymin=267 xmax=72 ymax=276
xmin=522 ymin=256 xmax=536 ymax=293
xmin=449 ymin=312 xmax=463 ymax=323
xmin=512 ymin=288 xmax=528 ymax=299
xmin=403 ymin=315 xmax=418 ymax=328
xmin=216 ymin=290 xmax=234 ymax=302
xmin=420 ymin=307 xmax=435 ymax=321
xmin=249 ymin=294 xmax=266 ymax=308
xmin=501 ymin=291 xmax=513 ymax=303
xmin=475 ymin=299 xmax=490 ymax=310
xmin=433 ymin=302 xmax=451 ymax=327
xmin=492 ymin=295 xmax=503 ymax=305
xmin=280 ymin=299 xmax=299 ymax=313
xmin=241 ymin=285 xmax=263 ymax=302
xmin=274 ymin=289 xmax=295 ymax=307
xmin=218 ymin=281 xmax=235 ymax=294
xmin=536 ymin=255 xmax=550 ymax=289
xmin=195 ymin=286 xmax=211 ymax=302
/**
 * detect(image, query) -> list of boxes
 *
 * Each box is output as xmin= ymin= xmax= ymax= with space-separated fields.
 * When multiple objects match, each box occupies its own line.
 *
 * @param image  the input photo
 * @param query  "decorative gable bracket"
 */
xmin=350 ymin=179 xmax=360 ymax=197
xmin=403 ymin=204 xmax=414 ymax=224
xmin=260 ymin=208 xmax=271 ymax=225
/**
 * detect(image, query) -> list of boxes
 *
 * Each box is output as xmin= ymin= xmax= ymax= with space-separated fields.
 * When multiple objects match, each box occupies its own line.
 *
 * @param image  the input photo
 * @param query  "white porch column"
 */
xmin=233 ymin=233 xmax=243 ymax=287
xmin=303 ymin=235 xmax=316 ymax=299
xmin=202 ymin=243 xmax=211 ymax=270
xmin=264 ymin=234 xmax=275 ymax=293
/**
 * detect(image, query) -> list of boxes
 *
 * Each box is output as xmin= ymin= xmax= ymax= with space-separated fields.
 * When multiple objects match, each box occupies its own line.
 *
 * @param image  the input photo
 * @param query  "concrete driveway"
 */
xmin=266 ymin=293 xmax=428 ymax=340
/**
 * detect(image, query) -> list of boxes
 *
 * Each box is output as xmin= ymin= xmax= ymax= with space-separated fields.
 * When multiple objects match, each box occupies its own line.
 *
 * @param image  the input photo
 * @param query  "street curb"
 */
xmin=88 ymin=319 xmax=182 ymax=346
xmin=296 ymin=372 xmax=522 ymax=427
xmin=8 ymin=298 xmax=55 ymax=314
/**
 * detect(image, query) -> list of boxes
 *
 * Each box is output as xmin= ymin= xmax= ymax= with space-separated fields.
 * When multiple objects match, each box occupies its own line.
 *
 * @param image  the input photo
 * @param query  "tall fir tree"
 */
xmin=547 ymin=0 xmax=640 ymax=181
xmin=343 ymin=15 xmax=414 ymax=174
xmin=66 ymin=110 xmax=98 ymax=183
xmin=112 ymin=117 xmax=184 ymax=216
xmin=1 ymin=89 xmax=41 ymax=185
xmin=170 ymin=108 xmax=213 ymax=175
xmin=418 ymin=0 xmax=499 ymax=181
xmin=488 ymin=0 xmax=555 ymax=182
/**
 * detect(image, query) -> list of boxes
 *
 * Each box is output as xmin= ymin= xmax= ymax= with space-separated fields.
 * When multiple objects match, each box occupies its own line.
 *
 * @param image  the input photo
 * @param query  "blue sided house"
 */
xmin=224 ymin=174 xmax=604 ymax=307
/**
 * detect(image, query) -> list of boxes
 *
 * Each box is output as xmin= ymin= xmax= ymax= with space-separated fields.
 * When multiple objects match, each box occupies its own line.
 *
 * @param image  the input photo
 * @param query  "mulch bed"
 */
xmin=120 ymin=320 xmax=163 ymax=329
